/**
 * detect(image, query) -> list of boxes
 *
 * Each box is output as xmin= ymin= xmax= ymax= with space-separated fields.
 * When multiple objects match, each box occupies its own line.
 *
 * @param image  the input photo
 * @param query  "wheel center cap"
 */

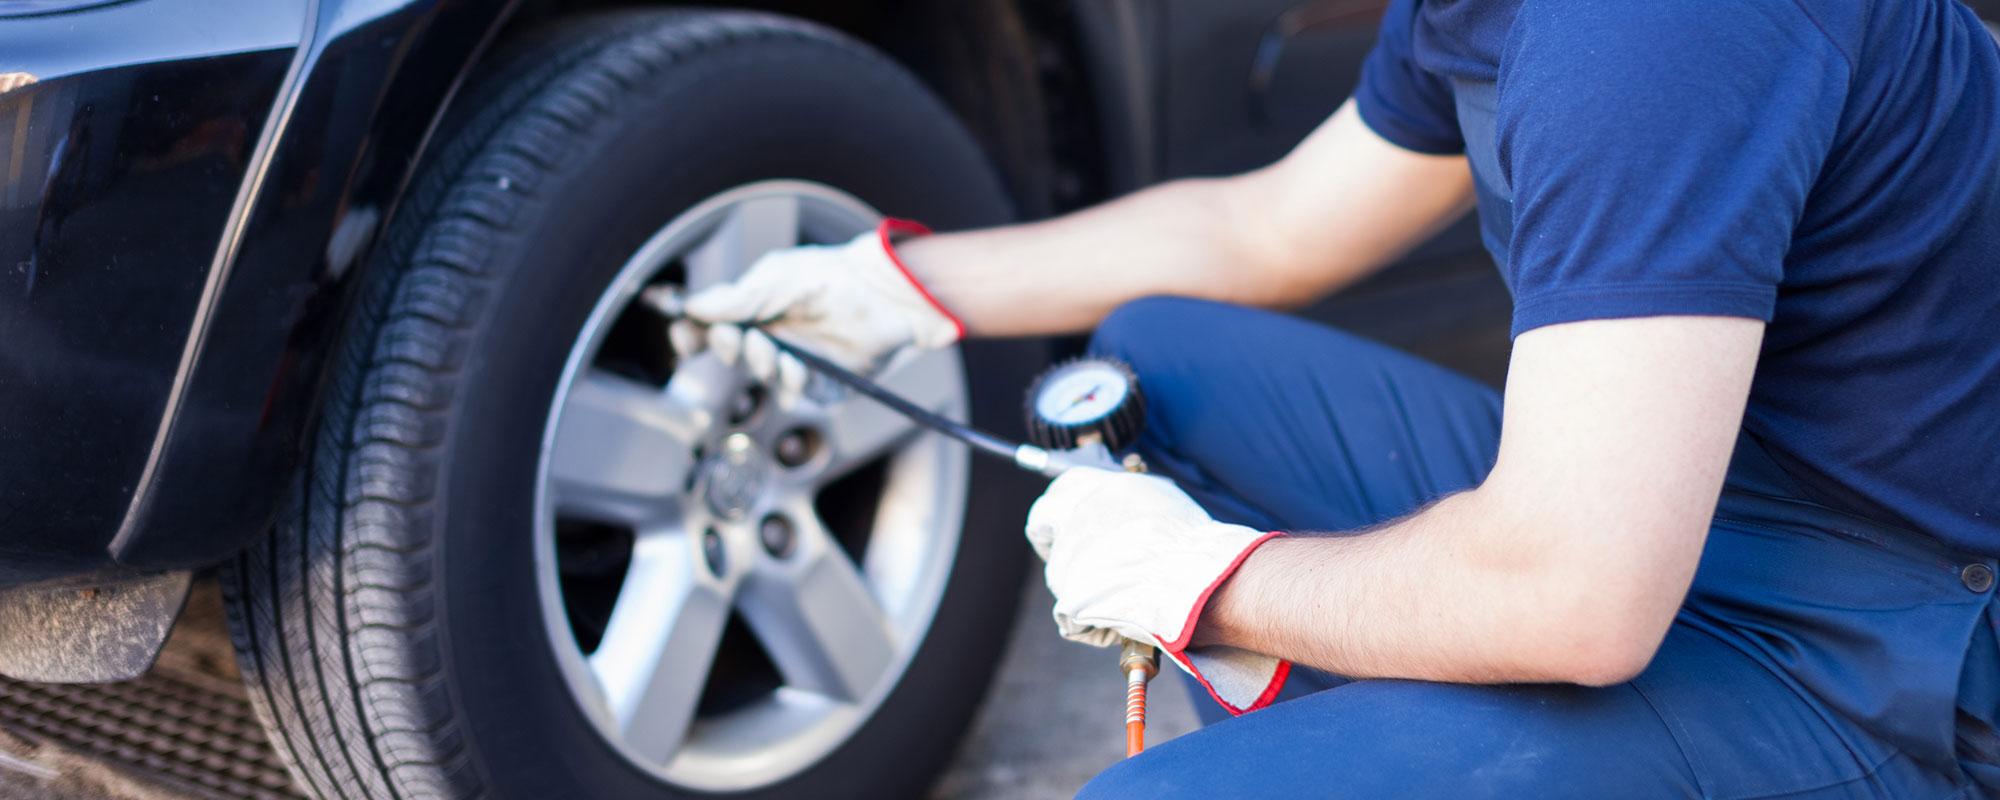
xmin=702 ymin=432 xmax=769 ymax=519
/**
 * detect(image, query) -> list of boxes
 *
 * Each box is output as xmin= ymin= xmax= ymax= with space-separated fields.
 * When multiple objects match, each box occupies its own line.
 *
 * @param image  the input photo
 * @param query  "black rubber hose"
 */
xmin=644 ymin=286 xmax=1034 ymax=466
xmin=763 ymin=333 xmax=1028 ymax=462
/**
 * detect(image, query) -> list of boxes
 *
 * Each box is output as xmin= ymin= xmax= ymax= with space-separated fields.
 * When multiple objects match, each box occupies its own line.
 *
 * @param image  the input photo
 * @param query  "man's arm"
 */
xmin=1194 ymin=315 xmax=1762 ymax=686
xmin=902 ymin=101 xmax=1474 ymax=338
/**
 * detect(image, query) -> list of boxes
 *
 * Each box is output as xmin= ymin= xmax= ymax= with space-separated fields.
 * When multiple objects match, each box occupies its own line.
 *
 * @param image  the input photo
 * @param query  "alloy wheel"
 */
xmin=532 ymin=181 xmax=971 ymax=791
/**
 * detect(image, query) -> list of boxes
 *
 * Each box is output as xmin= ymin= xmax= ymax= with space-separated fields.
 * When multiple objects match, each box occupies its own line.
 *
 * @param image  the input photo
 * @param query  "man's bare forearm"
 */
xmin=900 ymin=102 xmax=1474 ymax=338
xmin=1195 ymin=317 xmax=1762 ymax=687
xmin=901 ymin=177 xmax=1272 ymax=337
xmin=1195 ymin=491 xmax=1645 ymax=686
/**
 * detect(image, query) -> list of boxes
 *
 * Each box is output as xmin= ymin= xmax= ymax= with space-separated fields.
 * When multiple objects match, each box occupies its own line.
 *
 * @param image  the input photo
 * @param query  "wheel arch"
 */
xmin=760 ymin=0 xmax=1153 ymax=214
xmin=498 ymin=0 xmax=1146 ymax=216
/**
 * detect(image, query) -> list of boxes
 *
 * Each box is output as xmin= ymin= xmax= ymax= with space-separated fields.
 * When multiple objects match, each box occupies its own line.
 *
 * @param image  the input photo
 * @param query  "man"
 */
xmin=678 ymin=0 xmax=2000 ymax=795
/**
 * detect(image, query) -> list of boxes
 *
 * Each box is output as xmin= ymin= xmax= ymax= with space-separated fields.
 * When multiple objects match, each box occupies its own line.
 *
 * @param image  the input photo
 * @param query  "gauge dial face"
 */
xmin=1033 ymin=362 xmax=1133 ymax=427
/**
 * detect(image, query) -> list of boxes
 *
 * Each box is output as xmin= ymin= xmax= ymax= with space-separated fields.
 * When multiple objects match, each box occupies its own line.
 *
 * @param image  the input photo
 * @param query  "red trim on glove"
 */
xmin=1161 ymin=531 xmax=1284 ymax=652
xmin=1164 ymin=646 xmax=1293 ymax=717
xmin=876 ymin=219 xmax=964 ymax=341
xmin=1152 ymin=530 xmax=1290 ymax=716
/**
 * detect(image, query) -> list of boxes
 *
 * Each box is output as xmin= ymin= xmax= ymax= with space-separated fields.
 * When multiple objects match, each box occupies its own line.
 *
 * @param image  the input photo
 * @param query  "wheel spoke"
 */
xmin=683 ymin=193 xmax=802 ymax=290
xmin=551 ymin=370 xmax=702 ymax=525
xmin=818 ymin=348 xmax=963 ymax=481
xmin=738 ymin=508 xmax=896 ymax=703
xmin=588 ymin=534 xmax=730 ymax=764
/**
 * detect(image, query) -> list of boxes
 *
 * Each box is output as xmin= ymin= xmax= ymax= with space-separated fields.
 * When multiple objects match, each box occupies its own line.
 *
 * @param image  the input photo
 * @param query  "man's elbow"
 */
xmin=1507 ymin=538 xmax=1687 ymax=686
xmin=1470 ymin=486 xmax=1708 ymax=687
xmin=1530 ymin=588 xmax=1676 ymax=687
xmin=1552 ymin=628 xmax=1661 ymax=687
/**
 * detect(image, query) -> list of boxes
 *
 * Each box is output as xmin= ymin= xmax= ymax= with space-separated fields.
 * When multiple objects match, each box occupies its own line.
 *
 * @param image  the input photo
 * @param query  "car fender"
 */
xmin=109 ymin=0 xmax=519 ymax=569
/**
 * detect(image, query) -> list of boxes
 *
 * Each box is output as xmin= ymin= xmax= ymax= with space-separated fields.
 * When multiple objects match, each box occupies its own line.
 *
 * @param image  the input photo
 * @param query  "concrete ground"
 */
xmin=932 ymin=573 xmax=1203 ymax=799
xmin=0 ymin=728 xmax=206 ymax=800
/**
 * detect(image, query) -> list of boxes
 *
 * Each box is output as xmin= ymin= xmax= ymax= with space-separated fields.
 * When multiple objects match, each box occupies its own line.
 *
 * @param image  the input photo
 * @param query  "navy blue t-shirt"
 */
xmin=1355 ymin=0 xmax=2000 ymax=553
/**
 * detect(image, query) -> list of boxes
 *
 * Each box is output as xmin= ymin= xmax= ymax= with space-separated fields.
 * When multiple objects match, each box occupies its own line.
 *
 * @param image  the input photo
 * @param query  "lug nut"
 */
xmin=701 ymin=527 xmax=727 ymax=576
xmin=728 ymin=386 xmax=764 ymax=425
xmin=685 ymin=444 xmax=705 ymax=493
xmin=759 ymin=514 xmax=795 ymax=558
xmin=773 ymin=427 xmax=821 ymax=467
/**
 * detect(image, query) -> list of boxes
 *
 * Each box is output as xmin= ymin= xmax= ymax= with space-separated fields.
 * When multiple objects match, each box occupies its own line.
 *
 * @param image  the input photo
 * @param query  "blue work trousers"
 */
xmin=1079 ymin=297 xmax=2000 ymax=799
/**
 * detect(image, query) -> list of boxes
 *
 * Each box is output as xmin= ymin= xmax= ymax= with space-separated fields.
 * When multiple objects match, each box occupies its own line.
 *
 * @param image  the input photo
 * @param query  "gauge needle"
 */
xmin=1059 ymin=386 xmax=1101 ymax=418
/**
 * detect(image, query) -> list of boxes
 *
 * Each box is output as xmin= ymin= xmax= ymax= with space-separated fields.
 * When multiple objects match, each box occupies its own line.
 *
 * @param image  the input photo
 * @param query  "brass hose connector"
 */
xmin=1120 ymin=640 xmax=1161 ymax=756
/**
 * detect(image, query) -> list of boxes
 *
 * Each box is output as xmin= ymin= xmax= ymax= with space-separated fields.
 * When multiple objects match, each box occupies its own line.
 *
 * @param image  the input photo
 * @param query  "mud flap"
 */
xmin=0 ymin=570 xmax=191 ymax=682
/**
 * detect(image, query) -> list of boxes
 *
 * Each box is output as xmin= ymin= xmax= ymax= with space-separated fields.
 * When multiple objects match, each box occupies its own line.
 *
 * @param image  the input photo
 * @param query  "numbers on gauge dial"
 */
xmin=1034 ymin=363 xmax=1132 ymax=427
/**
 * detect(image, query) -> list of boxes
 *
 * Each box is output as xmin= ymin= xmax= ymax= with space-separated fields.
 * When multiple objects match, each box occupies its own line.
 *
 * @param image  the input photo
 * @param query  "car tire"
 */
xmin=221 ymin=11 xmax=1037 ymax=799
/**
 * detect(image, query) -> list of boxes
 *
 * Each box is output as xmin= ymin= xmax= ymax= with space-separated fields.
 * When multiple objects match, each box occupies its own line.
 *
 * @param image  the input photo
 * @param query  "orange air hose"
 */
xmin=1120 ymin=641 xmax=1160 ymax=757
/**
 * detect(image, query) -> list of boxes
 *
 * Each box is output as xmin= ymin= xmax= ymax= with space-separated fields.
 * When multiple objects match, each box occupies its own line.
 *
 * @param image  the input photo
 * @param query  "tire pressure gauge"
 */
xmin=1024 ymin=357 xmax=1146 ymax=452
xmin=1023 ymin=356 xmax=1160 ymax=758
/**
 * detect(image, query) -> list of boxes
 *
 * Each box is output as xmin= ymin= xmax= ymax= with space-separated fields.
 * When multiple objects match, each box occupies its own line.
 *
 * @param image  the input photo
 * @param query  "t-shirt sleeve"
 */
xmin=1355 ymin=0 xmax=1463 ymax=154
xmin=1498 ymin=1 xmax=1850 ymax=337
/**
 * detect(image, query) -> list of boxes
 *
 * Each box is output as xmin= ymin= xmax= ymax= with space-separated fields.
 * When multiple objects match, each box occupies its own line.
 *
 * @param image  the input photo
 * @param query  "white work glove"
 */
xmin=1025 ymin=467 xmax=1292 ymax=715
xmin=671 ymin=219 xmax=961 ymax=400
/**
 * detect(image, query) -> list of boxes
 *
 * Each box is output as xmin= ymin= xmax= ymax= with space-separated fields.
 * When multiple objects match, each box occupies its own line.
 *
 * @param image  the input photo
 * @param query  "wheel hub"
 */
xmin=701 ymin=432 xmax=770 ymax=519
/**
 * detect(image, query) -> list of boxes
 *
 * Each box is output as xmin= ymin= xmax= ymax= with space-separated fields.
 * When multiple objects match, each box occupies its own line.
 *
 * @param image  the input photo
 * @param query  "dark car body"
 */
xmin=5 ymin=0 xmax=1994 ymax=643
xmin=2 ymin=0 xmax=510 ymax=587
